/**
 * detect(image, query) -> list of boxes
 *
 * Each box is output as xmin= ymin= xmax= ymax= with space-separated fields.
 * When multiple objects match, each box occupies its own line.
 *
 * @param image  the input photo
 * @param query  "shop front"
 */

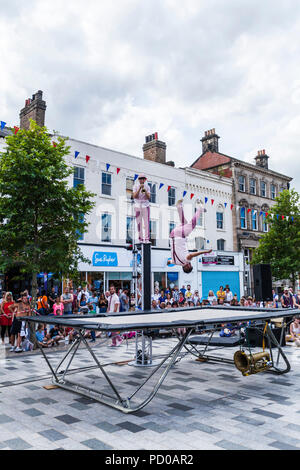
xmin=198 ymin=251 xmax=244 ymax=300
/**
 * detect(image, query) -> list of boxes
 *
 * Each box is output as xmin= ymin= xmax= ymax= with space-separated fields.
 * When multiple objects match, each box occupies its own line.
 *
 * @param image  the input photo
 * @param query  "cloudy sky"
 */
xmin=1 ymin=0 xmax=300 ymax=191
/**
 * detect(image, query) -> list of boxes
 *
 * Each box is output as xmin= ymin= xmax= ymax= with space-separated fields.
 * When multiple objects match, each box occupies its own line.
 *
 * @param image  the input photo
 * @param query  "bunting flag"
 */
xmin=117 ymin=168 xmax=121 ymax=175
xmin=183 ymin=191 xmax=187 ymax=198
xmin=159 ymin=183 xmax=164 ymax=189
xmin=167 ymin=186 xmax=172 ymax=192
xmin=282 ymin=215 xmax=284 ymax=220
xmin=14 ymin=126 xmax=19 ymax=135
xmin=211 ymin=199 xmax=214 ymax=205
xmin=270 ymin=214 xmax=274 ymax=219
xmin=286 ymin=216 xmax=289 ymax=221
xmin=190 ymin=193 xmax=195 ymax=200
xmin=207 ymin=240 xmax=210 ymax=244
xmin=276 ymin=215 xmax=279 ymax=220
xmin=259 ymin=211 xmax=263 ymax=216
xmin=106 ymin=164 xmax=110 ymax=172
xmin=75 ymin=151 xmax=80 ymax=159
xmin=247 ymin=208 xmax=252 ymax=213
xmin=265 ymin=212 xmax=268 ymax=217
xmin=224 ymin=203 xmax=227 ymax=208
xmin=134 ymin=174 xmax=139 ymax=181
xmin=291 ymin=216 xmax=294 ymax=222
xmin=86 ymin=155 xmax=90 ymax=163
xmin=231 ymin=204 xmax=234 ymax=210
xmin=205 ymin=197 xmax=208 ymax=204
xmin=52 ymin=142 xmax=57 ymax=148
xmin=0 ymin=121 xmax=6 ymax=130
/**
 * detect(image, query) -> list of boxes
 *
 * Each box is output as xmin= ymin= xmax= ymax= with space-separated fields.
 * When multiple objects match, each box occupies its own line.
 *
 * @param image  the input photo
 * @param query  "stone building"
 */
xmin=191 ymin=129 xmax=293 ymax=295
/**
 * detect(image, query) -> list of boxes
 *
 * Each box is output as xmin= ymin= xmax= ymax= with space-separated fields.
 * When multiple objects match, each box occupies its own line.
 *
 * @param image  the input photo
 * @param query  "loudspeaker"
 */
xmin=246 ymin=327 xmax=286 ymax=348
xmin=253 ymin=264 xmax=272 ymax=301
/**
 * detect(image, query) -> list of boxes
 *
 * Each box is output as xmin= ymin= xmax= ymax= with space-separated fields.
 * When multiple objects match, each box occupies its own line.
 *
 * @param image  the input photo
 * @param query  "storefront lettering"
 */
xmin=93 ymin=252 xmax=118 ymax=267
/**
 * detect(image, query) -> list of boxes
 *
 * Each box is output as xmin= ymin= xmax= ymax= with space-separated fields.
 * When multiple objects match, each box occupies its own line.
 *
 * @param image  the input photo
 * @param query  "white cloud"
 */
xmin=0 ymin=0 xmax=300 ymax=190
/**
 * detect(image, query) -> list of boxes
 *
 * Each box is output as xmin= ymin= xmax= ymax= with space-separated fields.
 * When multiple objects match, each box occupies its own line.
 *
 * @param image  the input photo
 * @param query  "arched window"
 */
xmin=217 ymin=239 xmax=225 ymax=251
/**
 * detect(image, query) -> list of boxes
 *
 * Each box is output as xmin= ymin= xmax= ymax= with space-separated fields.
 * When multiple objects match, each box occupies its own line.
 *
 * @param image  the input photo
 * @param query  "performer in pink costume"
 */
xmin=169 ymin=199 xmax=212 ymax=273
xmin=132 ymin=174 xmax=151 ymax=243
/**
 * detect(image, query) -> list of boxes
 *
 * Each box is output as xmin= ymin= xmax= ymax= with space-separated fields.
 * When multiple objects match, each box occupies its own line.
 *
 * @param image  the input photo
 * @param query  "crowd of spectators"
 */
xmin=1 ymin=283 xmax=300 ymax=352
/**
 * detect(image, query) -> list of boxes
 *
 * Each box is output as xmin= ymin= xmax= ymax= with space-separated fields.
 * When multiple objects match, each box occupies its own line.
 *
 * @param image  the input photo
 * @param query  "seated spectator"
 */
xmin=36 ymin=324 xmax=53 ymax=348
xmin=151 ymin=288 xmax=160 ymax=302
xmin=193 ymin=290 xmax=200 ymax=305
xmin=160 ymin=302 xmax=166 ymax=309
xmin=218 ymin=297 xmax=225 ymax=306
xmin=165 ymin=302 xmax=172 ymax=309
xmin=288 ymin=316 xmax=300 ymax=346
xmin=151 ymin=300 xmax=160 ymax=310
xmin=165 ymin=292 xmax=173 ymax=304
xmin=47 ymin=325 xmax=64 ymax=345
xmin=172 ymin=301 xmax=179 ymax=308
xmin=240 ymin=297 xmax=246 ymax=307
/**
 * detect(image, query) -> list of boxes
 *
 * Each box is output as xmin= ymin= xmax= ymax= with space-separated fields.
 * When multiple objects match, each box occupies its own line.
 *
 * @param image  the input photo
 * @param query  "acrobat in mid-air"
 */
xmin=168 ymin=199 xmax=212 ymax=273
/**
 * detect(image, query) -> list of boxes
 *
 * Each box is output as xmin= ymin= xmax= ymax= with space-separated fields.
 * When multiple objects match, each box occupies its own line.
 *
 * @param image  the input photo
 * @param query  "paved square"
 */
xmin=0 ymin=338 xmax=300 ymax=450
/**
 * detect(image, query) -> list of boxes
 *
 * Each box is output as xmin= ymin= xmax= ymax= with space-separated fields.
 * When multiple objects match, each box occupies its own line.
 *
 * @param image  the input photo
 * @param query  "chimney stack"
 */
xmin=201 ymin=128 xmax=220 ymax=153
xmin=19 ymin=90 xmax=46 ymax=130
xmin=143 ymin=132 xmax=167 ymax=164
xmin=255 ymin=149 xmax=269 ymax=169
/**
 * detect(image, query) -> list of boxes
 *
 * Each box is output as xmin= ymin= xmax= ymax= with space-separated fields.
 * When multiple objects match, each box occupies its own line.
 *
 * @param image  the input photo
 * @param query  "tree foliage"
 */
xmin=0 ymin=121 xmax=95 ymax=291
xmin=251 ymin=189 xmax=300 ymax=286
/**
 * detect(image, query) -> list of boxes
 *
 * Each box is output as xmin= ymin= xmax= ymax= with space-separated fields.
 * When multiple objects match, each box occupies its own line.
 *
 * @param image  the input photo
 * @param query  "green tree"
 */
xmin=251 ymin=189 xmax=300 ymax=289
xmin=0 ymin=120 xmax=95 ymax=306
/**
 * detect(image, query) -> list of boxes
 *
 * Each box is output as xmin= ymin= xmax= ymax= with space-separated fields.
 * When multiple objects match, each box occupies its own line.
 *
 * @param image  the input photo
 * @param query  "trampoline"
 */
xmin=21 ymin=306 xmax=292 ymax=413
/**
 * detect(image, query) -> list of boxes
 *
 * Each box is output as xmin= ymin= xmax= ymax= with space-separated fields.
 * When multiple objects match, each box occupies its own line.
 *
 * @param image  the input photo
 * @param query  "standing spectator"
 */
xmin=172 ymin=286 xmax=180 ymax=303
xmin=224 ymin=286 xmax=233 ymax=304
xmin=37 ymin=290 xmax=49 ymax=315
xmin=293 ymin=290 xmax=300 ymax=309
xmin=61 ymin=287 xmax=73 ymax=315
xmin=217 ymin=286 xmax=226 ymax=303
xmin=119 ymin=289 xmax=129 ymax=313
xmin=107 ymin=285 xmax=122 ymax=347
xmin=158 ymin=289 xmax=166 ymax=305
xmin=107 ymin=285 xmax=120 ymax=315
xmin=207 ymin=290 xmax=217 ymax=305
xmin=272 ymin=289 xmax=279 ymax=308
xmin=98 ymin=293 xmax=108 ymax=313
xmin=9 ymin=292 xmax=31 ymax=353
xmin=185 ymin=285 xmax=193 ymax=300
xmin=70 ymin=288 xmax=77 ymax=312
xmin=151 ymin=288 xmax=160 ymax=302
xmin=178 ymin=291 xmax=185 ymax=306
xmin=88 ymin=291 xmax=99 ymax=313
xmin=53 ymin=297 xmax=64 ymax=316
xmin=0 ymin=292 xmax=14 ymax=346
xmin=180 ymin=285 xmax=186 ymax=297
xmin=281 ymin=288 xmax=294 ymax=308
xmin=48 ymin=287 xmax=58 ymax=313
xmin=0 ymin=292 xmax=6 ymax=306
xmin=192 ymin=290 xmax=200 ymax=305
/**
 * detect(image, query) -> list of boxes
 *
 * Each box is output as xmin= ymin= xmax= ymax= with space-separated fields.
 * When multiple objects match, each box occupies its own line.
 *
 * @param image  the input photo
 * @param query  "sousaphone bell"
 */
xmin=234 ymin=350 xmax=272 ymax=376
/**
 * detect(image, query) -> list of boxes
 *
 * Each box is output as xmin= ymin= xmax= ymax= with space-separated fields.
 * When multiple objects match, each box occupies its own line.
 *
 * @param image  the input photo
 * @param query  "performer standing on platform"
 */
xmin=168 ymin=199 xmax=212 ymax=273
xmin=132 ymin=174 xmax=151 ymax=243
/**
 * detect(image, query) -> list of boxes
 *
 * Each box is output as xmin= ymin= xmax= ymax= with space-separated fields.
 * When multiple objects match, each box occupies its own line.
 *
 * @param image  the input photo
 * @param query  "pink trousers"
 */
xmin=170 ymin=202 xmax=204 ymax=239
xmin=135 ymin=205 xmax=150 ymax=242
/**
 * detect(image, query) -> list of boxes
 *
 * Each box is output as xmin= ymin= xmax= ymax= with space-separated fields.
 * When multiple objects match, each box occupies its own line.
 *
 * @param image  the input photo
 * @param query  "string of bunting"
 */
xmin=1 ymin=122 xmax=294 ymax=222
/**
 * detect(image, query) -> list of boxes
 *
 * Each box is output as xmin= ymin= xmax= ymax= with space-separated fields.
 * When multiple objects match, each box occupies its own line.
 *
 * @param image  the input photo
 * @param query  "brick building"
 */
xmin=191 ymin=129 xmax=293 ymax=295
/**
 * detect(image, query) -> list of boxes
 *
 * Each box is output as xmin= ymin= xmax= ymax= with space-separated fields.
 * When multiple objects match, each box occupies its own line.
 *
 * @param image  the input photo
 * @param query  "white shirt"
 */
xmin=133 ymin=181 xmax=150 ymax=207
xmin=225 ymin=291 xmax=233 ymax=302
xmin=171 ymin=238 xmax=189 ymax=266
xmin=108 ymin=293 xmax=120 ymax=314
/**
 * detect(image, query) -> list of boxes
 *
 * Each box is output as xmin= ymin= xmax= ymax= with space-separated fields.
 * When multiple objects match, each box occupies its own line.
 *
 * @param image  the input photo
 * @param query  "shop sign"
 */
xmin=201 ymin=255 xmax=235 ymax=266
xmin=92 ymin=252 xmax=118 ymax=267
xmin=217 ymin=255 xmax=235 ymax=265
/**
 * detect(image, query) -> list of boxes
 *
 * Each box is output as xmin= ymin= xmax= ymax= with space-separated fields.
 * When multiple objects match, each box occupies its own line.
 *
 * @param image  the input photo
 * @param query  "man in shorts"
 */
xmin=9 ymin=292 xmax=31 ymax=353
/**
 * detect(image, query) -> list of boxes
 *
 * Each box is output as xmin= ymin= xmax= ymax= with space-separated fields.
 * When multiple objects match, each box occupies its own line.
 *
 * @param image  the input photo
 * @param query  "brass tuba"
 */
xmin=234 ymin=350 xmax=272 ymax=376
